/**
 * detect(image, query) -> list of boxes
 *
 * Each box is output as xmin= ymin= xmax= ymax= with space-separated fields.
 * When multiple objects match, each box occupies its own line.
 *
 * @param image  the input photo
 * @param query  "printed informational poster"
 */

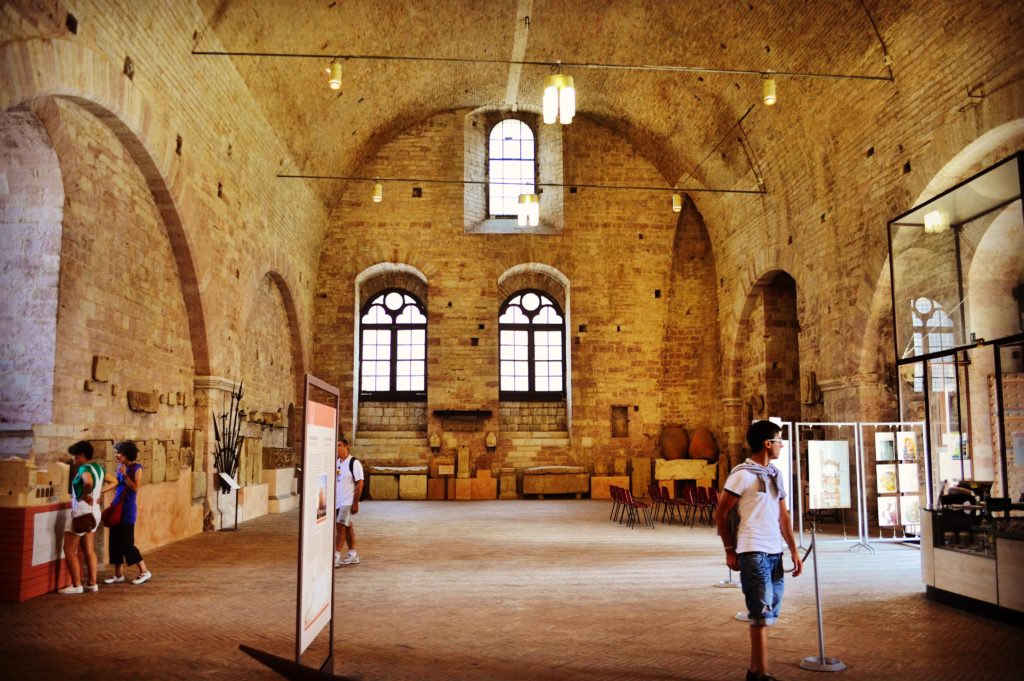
xmin=876 ymin=464 xmax=897 ymax=494
xmin=900 ymin=494 xmax=921 ymax=526
xmin=1013 ymin=431 xmax=1024 ymax=467
xmin=298 ymin=399 xmax=337 ymax=656
xmin=32 ymin=509 xmax=68 ymax=566
xmin=897 ymin=431 xmax=918 ymax=462
xmin=877 ymin=497 xmax=900 ymax=527
xmin=898 ymin=463 xmax=919 ymax=494
xmin=875 ymin=432 xmax=896 ymax=462
xmin=808 ymin=440 xmax=852 ymax=509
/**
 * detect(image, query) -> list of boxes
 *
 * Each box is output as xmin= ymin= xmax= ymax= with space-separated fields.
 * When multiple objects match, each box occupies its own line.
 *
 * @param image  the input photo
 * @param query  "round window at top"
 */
xmin=521 ymin=292 xmax=540 ymax=311
xmin=914 ymin=298 xmax=933 ymax=315
xmin=385 ymin=292 xmax=404 ymax=311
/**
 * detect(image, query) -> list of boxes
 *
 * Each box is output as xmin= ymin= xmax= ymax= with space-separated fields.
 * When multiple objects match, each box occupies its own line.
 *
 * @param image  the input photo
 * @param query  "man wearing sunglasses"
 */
xmin=715 ymin=420 xmax=803 ymax=681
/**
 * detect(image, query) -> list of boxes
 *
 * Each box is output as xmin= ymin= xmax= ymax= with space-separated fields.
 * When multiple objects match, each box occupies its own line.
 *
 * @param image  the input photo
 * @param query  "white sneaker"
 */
xmin=339 ymin=553 xmax=359 ymax=566
xmin=131 ymin=571 xmax=152 ymax=585
xmin=84 ymin=584 xmax=99 ymax=592
xmin=333 ymin=554 xmax=343 ymax=568
xmin=103 ymin=575 xmax=124 ymax=584
xmin=58 ymin=585 xmax=83 ymax=595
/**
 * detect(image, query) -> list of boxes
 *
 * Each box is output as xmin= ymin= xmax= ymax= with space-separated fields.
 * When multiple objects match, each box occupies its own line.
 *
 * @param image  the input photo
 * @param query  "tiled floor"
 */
xmin=1 ymin=500 xmax=1021 ymax=681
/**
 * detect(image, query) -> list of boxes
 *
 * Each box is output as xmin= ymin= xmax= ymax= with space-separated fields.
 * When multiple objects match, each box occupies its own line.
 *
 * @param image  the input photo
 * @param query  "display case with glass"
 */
xmin=888 ymin=152 xmax=1024 ymax=617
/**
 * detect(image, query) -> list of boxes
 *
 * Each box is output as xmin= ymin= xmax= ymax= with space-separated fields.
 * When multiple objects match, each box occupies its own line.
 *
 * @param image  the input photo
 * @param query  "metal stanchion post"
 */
xmin=799 ymin=526 xmax=846 ymax=672
xmin=714 ymin=567 xmax=740 ymax=589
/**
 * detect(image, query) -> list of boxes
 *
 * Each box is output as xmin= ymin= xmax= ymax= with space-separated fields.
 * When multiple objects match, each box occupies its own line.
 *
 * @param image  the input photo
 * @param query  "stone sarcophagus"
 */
xmin=522 ymin=466 xmax=589 ymax=499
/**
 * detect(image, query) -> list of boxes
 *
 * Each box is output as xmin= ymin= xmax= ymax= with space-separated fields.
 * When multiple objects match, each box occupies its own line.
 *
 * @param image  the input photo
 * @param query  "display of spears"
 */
xmin=213 ymin=381 xmax=244 ymax=493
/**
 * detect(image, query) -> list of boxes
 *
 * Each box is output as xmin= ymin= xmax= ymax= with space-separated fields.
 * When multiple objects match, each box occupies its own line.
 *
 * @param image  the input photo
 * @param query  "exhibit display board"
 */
xmin=807 ymin=440 xmax=852 ymax=510
xmin=296 ymin=376 xmax=340 ymax=668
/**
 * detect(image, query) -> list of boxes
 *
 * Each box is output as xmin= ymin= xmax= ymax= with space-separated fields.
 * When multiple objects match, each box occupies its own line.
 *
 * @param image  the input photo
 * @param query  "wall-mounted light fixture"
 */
xmin=543 ymin=73 xmax=575 ymax=125
xmin=327 ymin=59 xmax=342 ymax=90
xmin=923 ymin=209 xmax=950 ymax=234
xmin=517 ymin=193 xmax=540 ymax=226
xmin=762 ymin=76 xmax=777 ymax=106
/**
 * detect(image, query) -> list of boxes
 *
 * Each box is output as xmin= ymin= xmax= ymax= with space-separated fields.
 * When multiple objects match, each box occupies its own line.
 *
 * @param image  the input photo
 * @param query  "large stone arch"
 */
xmin=0 ymin=38 xmax=210 ymax=377
xmin=855 ymin=118 xmax=1024 ymax=420
xmin=240 ymin=270 xmax=307 ymax=450
xmin=0 ymin=105 xmax=64 ymax=452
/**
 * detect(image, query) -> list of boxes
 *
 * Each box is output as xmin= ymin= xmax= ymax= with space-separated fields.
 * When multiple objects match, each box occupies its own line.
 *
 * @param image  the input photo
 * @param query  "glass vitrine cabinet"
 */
xmin=888 ymin=152 xmax=1024 ymax=618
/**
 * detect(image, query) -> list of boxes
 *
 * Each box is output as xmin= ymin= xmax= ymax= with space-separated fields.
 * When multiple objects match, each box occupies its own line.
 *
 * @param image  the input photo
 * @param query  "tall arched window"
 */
xmin=910 ymin=297 xmax=955 ymax=393
xmin=499 ymin=290 xmax=565 ymax=400
xmin=360 ymin=289 xmax=427 ymax=400
xmin=488 ymin=119 xmax=535 ymax=218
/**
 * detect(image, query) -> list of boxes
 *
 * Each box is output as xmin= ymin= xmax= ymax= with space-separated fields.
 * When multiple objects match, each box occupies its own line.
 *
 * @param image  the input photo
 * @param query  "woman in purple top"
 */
xmin=101 ymin=440 xmax=152 ymax=585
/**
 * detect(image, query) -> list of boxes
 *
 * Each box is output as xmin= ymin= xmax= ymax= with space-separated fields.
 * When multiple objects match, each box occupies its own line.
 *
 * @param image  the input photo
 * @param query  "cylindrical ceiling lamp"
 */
xmin=672 ymin=193 xmax=682 ymax=213
xmin=762 ymin=77 xmax=777 ymax=106
xmin=372 ymin=182 xmax=383 ymax=203
xmin=327 ymin=60 xmax=342 ymax=90
xmin=517 ymin=193 xmax=540 ymax=227
xmin=543 ymin=74 xmax=575 ymax=125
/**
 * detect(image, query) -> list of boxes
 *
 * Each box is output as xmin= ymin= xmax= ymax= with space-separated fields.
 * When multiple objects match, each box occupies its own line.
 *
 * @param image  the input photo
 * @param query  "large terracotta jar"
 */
xmin=689 ymin=426 xmax=719 ymax=462
xmin=660 ymin=426 xmax=689 ymax=460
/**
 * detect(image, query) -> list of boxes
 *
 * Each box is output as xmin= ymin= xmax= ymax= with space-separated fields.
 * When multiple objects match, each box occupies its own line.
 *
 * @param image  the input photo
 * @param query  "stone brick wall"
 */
xmin=314 ymin=112 xmax=720 ymax=470
xmin=358 ymin=402 xmax=427 ymax=433
xmin=239 ymin=273 xmax=298 ymax=449
xmin=0 ymin=109 xmax=62 ymax=429
xmin=500 ymin=402 xmax=567 ymax=432
xmin=28 ymin=97 xmax=195 ymax=459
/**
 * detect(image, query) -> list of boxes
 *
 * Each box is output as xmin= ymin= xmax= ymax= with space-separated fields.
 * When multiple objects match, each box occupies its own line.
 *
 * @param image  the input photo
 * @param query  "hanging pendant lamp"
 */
xmin=543 ymin=74 xmax=575 ymax=125
xmin=517 ymin=193 xmax=540 ymax=227
xmin=327 ymin=60 xmax=342 ymax=90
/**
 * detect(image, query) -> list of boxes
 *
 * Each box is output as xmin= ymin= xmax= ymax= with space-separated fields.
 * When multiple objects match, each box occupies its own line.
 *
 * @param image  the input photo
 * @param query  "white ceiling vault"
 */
xmin=196 ymin=0 xmax=894 ymax=209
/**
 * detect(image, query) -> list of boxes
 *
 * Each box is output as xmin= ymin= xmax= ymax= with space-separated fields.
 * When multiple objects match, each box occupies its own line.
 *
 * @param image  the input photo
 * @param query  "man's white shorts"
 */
xmin=335 ymin=505 xmax=353 ymax=527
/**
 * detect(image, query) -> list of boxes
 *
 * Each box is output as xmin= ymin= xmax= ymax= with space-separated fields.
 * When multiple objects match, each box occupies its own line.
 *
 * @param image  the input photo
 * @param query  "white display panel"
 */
xmin=298 ymin=400 xmax=337 ymax=656
xmin=807 ymin=440 xmax=852 ymax=509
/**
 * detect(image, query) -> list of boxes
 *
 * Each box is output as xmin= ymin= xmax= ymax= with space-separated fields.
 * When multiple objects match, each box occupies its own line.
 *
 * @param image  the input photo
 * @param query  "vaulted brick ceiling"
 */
xmin=198 ymin=0 xmax=891 ymax=208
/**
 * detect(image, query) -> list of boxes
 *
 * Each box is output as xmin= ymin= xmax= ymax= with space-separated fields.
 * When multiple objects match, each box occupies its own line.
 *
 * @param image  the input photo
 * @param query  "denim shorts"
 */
xmin=335 ymin=505 xmax=353 ymax=527
xmin=738 ymin=552 xmax=785 ymax=626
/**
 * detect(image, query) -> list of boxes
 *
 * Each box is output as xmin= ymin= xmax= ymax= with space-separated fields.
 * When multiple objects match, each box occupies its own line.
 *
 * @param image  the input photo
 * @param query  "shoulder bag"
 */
xmin=72 ymin=502 xmax=97 ymax=533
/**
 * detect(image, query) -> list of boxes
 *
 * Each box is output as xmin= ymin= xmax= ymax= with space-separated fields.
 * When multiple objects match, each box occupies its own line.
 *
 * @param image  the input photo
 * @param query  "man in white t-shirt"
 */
xmin=715 ymin=420 xmax=803 ymax=681
xmin=334 ymin=437 xmax=364 ymax=567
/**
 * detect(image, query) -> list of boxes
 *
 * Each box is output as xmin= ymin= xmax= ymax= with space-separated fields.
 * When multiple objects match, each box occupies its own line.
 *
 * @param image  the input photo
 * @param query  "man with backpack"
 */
xmin=334 ymin=437 xmax=364 ymax=567
xmin=714 ymin=420 xmax=803 ymax=681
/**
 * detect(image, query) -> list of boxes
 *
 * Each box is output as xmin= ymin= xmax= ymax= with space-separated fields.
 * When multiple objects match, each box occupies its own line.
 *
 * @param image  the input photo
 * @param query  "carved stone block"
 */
xmin=180 ymin=446 xmax=194 ymax=470
xmin=471 ymin=477 xmax=497 ymax=500
xmin=631 ymin=456 xmax=651 ymax=497
xmin=454 ymin=478 xmax=473 ymax=500
xmin=192 ymin=470 xmax=207 ymax=500
xmin=369 ymin=474 xmax=398 ymax=500
xmin=457 ymin=446 xmax=471 ymax=479
xmin=92 ymin=355 xmax=113 ymax=382
xmin=88 ymin=440 xmax=114 ymax=471
xmin=499 ymin=468 xmax=518 ymax=500
xmin=84 ymin=380 xmax=96 ymax=392
xmin=127 ymin=390 xmax=159 ymax=413
xmin=150 ymin=440 xmax=166 ymax=484
xmin=427 ymin=478 xmax=447 ymax=500
xmin=398 ymin=474 xmax=427 ymax=500
xmin=590 ymin=475 xmax=630 ymax=500
xmin=165 ymin=442 xmax=181 ymax=481
xmin=137 ymin=441 xmax=153 ymax=484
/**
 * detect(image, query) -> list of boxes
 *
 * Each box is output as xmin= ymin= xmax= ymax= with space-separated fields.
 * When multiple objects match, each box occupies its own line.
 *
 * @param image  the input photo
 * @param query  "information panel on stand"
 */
xmin=298 ymin=398 xmax=337 ymax=656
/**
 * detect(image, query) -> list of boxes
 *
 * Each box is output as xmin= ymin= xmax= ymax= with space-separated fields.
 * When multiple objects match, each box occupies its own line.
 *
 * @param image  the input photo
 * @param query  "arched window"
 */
xmin=910 ymin=297 xmax=955 ymax=393
xmin=499 ymin=290 xmax=565 ymax=400
xmin=360 ymin=289 xmax=427 ymax=400
xmin=488 ymin=119 xmax=535 ymax=218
